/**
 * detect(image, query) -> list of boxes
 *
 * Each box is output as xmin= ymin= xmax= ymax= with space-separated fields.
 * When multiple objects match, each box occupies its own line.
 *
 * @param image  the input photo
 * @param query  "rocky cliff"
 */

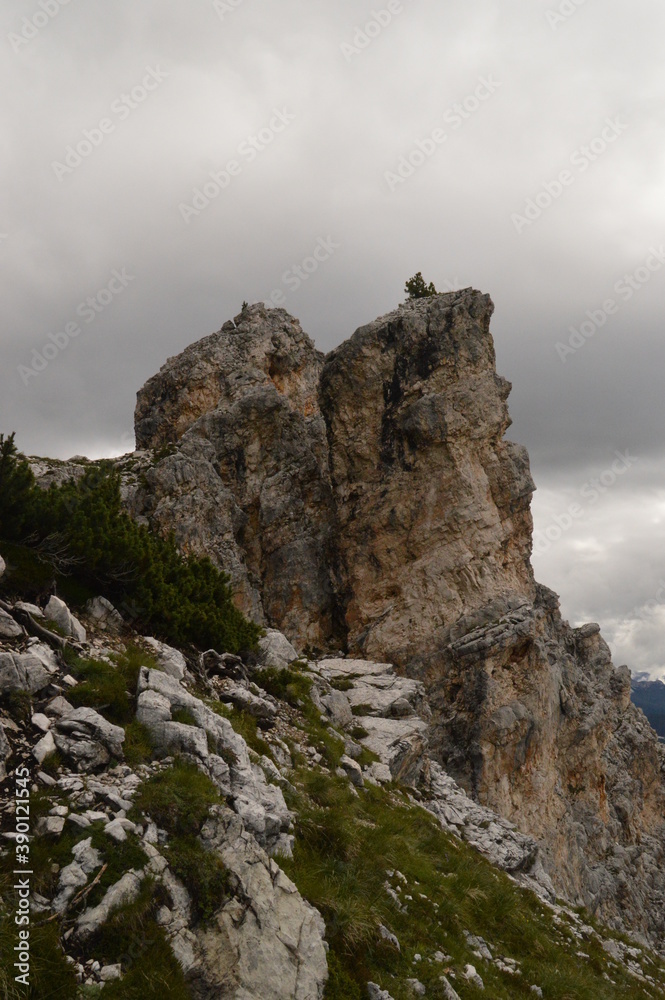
xmin=126 ymin=290 xmax=665 ymax=950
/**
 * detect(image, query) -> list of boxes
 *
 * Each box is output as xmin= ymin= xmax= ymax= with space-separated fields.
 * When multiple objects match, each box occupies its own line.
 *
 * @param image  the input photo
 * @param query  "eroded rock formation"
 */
xmin=126 ymin=291 xmax=665 ymax=945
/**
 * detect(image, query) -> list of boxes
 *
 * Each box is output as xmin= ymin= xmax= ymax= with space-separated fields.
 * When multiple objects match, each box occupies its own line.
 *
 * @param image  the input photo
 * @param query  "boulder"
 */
xmin=52 ymin=861 xmax=88 ymax=913
xmin=77 ymin=870 xmax=144 ymax=939
xmin=314 ymin=658 xmax=427 ymax=720
xmin=0 ymin=608 xmax=22 ymax=639
xmin=54 ymin=707 xmax=125 ymax=771
xmin=147 ymin=721 xmax=209 ymax=760
xmin=27 ymin=641 xmax=59 ymax=674
xmin=15 ymin=601 xmax=44 ymax=618
xmin=219 ymin=679 xmax=276 ymax=722
xmin=33 ymin=731 xmax=56 ymax=764
xmin=367 ymin=985 xmax=395 ymax=1000
xmin=0 ymin=651 xmax=52 ymax=694
xmin=319 ymin=688 xmax=353 ymax=727
xmin=144 ymin=636 xmax=187 ymax=680
xmin=440 ymin=979 xmax=462 ymax=1000
xmin=85 ymin=597 xmax=124 ymax=633
xmin=258 ymin=629 xmax=298 ymax=670
xmin=339 ymin=754 xmax=364 ymax=788
xmin=194 ymin=806 xmax=328 ymax=1000
xmin=44 ymin=596 xmax=87 ymax=642
xmin=201 ymin=649 xmax=247 ymax=681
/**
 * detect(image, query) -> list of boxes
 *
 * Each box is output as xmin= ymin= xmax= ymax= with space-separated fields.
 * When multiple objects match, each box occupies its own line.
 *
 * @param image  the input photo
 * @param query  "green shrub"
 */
xmin=0 ymin=433 xmax=36 ymax=540
xmin=254 ymin=666 xmax=312 ymax=707
xmin=404 ymin=272 xmax=437 ymax=300
xmin=0 ymin=440 xmax=260 ymax=655
xmin=130 ymin=759 xmax=223 ymax=838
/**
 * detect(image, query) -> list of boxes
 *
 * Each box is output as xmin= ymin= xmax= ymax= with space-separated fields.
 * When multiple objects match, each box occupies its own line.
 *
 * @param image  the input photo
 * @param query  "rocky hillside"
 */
xmin=124 ymin=292 xmax=665 ymax=949
xmin=1 ymin=571 xmax=664 ymax=999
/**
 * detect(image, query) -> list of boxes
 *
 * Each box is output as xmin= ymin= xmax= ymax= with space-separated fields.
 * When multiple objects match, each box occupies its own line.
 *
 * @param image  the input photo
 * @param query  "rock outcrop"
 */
xmin=131 ymin=305 xmax=340 ymax=649
xmin=122 ymin=291 xmax=665 ymax=949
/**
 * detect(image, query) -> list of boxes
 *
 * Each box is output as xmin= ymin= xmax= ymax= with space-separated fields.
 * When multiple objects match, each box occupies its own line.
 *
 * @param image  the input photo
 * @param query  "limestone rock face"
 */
xmin=429 ymin=584 xmax=665 ymax=943
xmin=128 ymin=292 xmax=665 ymax=946
xmin=319 ymin=291 xmax=536 ymax=665
xmin=130 ymin=304 xmax=340 ymax=649
xmin=193 ymin=807 xmax=328 ymax=1000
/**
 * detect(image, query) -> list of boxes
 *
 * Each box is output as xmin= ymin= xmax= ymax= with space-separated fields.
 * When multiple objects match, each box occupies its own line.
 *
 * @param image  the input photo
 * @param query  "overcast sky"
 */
xmin=2 ymin=0 xmax=665 ymax=675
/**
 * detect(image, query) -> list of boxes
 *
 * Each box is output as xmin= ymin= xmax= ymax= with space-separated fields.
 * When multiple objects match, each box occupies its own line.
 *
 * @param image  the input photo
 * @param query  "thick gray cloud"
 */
xmin=2 ymin=0 xmax=665 ymax=671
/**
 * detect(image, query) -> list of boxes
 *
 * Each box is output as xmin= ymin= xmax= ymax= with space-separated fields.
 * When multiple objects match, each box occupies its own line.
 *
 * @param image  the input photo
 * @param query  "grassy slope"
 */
xmin=1 ymin=644 xmax=664 ymax=999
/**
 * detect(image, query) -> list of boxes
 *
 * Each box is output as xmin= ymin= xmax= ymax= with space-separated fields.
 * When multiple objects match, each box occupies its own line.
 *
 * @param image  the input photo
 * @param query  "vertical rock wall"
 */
xmin=129 ymin=291 xmax=665 ymax=944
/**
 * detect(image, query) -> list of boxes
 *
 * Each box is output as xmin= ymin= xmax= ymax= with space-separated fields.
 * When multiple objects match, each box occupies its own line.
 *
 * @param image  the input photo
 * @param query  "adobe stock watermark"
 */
xmin=51 ymin=66 xmax=169 ymax=181
xmin=384 ymin=76 xmax=501 ymax=193
xmin=546 ymin=0 xmax=589 ymax=30
xmin=556 ymin=246 xmax=665 ymax=362
xmin=179 ymin=107 xmax=296 ymax=224
xmin=12 ymin=765 xmax=32 ymax=987
xmin=511 ymin=116 xmax=628 ymax=234
xmin=265 ymin=236 xmax=341 ymax=308
xmin=8 ymin=0 xmax=75 ymax=55
xmin=17 ymin=268 xmax=135 ymax=386
xmin=533 ymin=450 xmax=638 ymax=556
xmin=340 ymin=2 xmax=404 ymax=62
xmin=213 ymin=0 xmax=245 ymax=19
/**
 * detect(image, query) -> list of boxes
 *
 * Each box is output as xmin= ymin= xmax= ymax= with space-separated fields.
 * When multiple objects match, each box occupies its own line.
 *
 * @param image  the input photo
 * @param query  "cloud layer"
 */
xmin=2 ymin=0 xmax=664 ymax=672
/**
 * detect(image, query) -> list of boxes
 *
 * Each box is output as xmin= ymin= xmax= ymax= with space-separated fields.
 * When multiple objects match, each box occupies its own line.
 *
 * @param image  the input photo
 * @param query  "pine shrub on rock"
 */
xmin=0 ymin=438 xmax=260 ymax=654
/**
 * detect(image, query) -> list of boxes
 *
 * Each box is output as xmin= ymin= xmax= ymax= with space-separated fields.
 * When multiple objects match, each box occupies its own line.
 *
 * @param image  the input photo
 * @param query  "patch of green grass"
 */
xmin=86 ymin=826 xmax=148 ymax=907
xmin=351 ymin=703 xmax=374 ymax=717
xmin=356 ymin=746 xmax=380 ymax=768
xmin=130 ymin=759 xmax=223 ymax=838
xmin=64 ymin=642 xmax=158 ymax=726
xmin=0 ymin=917 xmax=78 ymax=1000
xmin=87 ymin=878 xmax=191 ymax=1000
xmin=209 ymin=701 xmax=272 ymax=758
xmin=66 ymin=655 xmax=132 ymax=724
xmin=39 ymin=749 xmax=64 ymax=777
xmin=123 ymin=720 xmax=156 ymax=767
xmin=171 ymin=707 xmax=198 ymax=727
xmin=330 ymin=678 xmax=355 ymax=692
xmin=253 ymin=666 xmax=312 ymax=707
xmin=280 ymin=767 xmax=665 ymax=1000
xmin=350 ymin=725 xmax=369 ymax=740
xmin=1 ymin=689 xmax=33 ymax=724
xmin=165 ymin=836 xmax=230 ymax=925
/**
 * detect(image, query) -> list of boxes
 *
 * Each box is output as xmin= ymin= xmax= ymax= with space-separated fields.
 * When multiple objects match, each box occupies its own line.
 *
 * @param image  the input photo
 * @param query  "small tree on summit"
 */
xmin=404 ymin=272 xmax=437 ymax=300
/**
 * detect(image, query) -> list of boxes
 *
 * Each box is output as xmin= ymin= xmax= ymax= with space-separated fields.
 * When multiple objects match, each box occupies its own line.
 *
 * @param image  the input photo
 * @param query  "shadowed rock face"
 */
xmin=130 ymin=291 xmax=665 ymax=946
xmin=132 ymin=305 xmax=342 ymax=649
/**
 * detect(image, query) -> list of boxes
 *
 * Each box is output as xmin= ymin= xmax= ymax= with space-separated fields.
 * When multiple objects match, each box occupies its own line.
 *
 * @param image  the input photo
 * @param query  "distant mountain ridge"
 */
xmin=631 ymin=673 xmax=665 ymax=739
